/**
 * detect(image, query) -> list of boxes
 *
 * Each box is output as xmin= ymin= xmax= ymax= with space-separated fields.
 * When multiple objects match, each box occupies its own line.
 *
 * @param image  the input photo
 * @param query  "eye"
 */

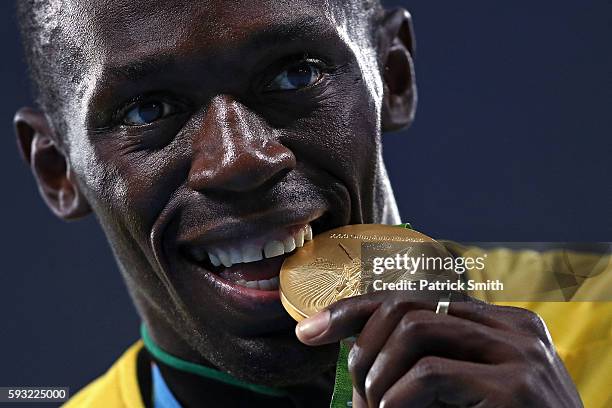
xmin=123 ymin=100 xmax=178 ymax=126
xmin=267 ymin=60 xmax=324 ymax=91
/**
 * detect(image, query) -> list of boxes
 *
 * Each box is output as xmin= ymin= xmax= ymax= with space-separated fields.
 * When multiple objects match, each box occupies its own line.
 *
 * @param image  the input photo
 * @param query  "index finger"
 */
xmin=295 ymin=291 xmax=438 ymax=345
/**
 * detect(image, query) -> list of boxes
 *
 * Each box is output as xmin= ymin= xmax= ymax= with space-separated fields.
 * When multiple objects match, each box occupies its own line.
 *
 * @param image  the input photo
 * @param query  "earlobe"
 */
xmin=14 ymin=107 xmax=91 ymax=220
xmin=379 ymin=8 xmax=417 ymax=132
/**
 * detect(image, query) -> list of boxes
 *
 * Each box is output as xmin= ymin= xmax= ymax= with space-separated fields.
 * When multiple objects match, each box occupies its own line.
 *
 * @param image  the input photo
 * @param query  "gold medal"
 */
xmin=279 ymin=224 xmax=449 ymax=321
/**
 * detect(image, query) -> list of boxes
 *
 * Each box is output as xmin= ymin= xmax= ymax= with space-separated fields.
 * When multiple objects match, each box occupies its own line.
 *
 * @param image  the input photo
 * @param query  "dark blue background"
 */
xmin=0 ymin=0 xmax=610 ymax=400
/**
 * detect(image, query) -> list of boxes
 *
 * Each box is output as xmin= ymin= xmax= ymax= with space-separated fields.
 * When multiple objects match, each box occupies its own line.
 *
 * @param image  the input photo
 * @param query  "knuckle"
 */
xmin=519 ymin=308 xmax=543 ymax=330
xmin=500 ymin=306 xmax=553 ymax=344
xmin=509 ymin=364 xmax=540 ymax=403
xmin=398 ymin=315 xmax=420 ymax=337
xmin=380 ymin=297 xmax=410 ymax=320
xmin=525 ymin=314 xmax=552 ymax=344
xmin=524 ymin=337 xmax=549 ymax=362
xmin=511 ymin=307 xmax=548 ymax=335
xmin=413 ymin=356 xmax=444 ymax=382
xmin=512 ymin=336 xmax=553 ymax=372
xmin=398 ymin=311 xmax=429 ymax=335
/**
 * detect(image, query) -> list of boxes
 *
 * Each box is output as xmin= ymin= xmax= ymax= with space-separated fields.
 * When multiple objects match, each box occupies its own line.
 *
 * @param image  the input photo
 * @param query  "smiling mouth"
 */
xmin=182 ymin=223 xmax=314 ymax=291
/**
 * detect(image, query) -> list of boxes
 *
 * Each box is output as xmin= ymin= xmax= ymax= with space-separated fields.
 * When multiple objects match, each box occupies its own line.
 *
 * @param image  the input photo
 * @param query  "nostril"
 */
xmin=256 ymin=167 xmax=291 ymax=192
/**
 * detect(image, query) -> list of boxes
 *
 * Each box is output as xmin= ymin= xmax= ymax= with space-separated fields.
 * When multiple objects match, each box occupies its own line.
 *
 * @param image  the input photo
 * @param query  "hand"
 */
xmin=295 ymin=291 xmax=583 ymax=407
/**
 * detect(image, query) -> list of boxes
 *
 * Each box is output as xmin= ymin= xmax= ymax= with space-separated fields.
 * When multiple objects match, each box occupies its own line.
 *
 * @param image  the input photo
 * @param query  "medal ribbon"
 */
xmin=330 ymin=342 xmax=353 ymax=407
xmin=141 ymin=324 xmax=289 ymax=398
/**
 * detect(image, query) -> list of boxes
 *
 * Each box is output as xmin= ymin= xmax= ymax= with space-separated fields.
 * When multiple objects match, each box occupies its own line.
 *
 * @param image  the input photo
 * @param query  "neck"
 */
xmin=153 ymin=358 xmax=334 ymax=408
xmin=141 ymin=325 xmax=335 ymax=407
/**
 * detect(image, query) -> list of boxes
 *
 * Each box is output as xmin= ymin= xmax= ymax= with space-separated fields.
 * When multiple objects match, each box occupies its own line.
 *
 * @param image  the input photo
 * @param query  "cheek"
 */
xmin=287 ymin=86 xmax=380 ymax=184
xmin=77 ymin=136 xmax=191 ymax=240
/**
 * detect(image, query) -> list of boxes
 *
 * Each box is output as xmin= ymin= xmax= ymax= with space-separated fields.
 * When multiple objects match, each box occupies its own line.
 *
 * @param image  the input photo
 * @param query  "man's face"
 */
xmin=34 ymin=0 xmax=400 ymax=384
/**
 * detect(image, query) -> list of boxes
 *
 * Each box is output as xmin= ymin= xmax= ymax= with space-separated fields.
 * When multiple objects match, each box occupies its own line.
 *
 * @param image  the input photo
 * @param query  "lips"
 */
xmin=157 ymin=201 xmax=346 ymax=335
xmin=182 ymin=223 xmax=314 ymax=291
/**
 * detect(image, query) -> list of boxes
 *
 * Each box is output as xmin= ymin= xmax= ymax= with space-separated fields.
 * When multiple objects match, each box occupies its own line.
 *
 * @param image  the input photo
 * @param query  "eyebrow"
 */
xmin=102 ymin=54 xmax=178 ymax=83
xmin=99 ymin=16 xmax=333 ymax=85
xmin=247 ymin=16 xmax=333 ymax=49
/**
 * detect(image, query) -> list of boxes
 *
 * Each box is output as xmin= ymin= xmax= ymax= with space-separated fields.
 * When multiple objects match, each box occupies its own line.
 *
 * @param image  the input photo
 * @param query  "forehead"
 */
xmin=64 ymin=0 xmax=367 ymax=60
xmin=98 ymin=1 xmax=321 ymax=45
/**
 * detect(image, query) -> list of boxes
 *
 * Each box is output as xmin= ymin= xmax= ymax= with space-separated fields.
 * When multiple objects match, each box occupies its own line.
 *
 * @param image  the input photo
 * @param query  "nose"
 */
xmin=188 ymin=95 xmax=296 ymax=193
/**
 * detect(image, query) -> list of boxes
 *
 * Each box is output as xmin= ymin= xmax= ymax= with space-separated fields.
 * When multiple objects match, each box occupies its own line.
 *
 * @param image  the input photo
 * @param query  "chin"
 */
xmin=206 ymin=330 xmax=339 ymax=387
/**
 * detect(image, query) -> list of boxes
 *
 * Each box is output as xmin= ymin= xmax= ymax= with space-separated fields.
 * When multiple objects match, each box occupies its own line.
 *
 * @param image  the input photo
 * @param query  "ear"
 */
xmin=379 ymin=8 xmax=417 ymax=132
xmin=14 ymin=107 xmax=91 ymax=220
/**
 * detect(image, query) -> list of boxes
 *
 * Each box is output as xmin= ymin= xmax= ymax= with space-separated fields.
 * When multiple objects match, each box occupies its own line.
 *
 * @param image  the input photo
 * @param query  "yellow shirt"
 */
xmin=63 ymin=340 xmax=145 ymax=408
xmin=64 ymin=246 xmax=612 ymax=408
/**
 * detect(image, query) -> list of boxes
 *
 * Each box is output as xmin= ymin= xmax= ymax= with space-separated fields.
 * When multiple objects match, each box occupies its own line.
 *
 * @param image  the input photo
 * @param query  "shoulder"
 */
xmin=63 ymin=341 xmax=146 ymax=408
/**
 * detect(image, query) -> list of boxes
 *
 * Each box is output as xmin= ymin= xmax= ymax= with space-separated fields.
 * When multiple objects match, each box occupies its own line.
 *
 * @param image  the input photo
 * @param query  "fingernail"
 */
xmin=296 ymin=310 xmax=330 ymax=341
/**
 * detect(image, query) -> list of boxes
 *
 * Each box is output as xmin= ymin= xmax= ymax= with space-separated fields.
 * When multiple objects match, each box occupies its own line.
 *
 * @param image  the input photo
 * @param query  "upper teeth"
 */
xmin=191 ymin=224 xmax=313 ymax=268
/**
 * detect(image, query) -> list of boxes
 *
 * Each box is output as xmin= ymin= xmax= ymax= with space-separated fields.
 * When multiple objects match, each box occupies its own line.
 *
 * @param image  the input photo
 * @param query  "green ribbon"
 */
xmin=330 ymin=342 xmax=353 ymax=407
xmin=141 ymin=324 xmax=289 ymax=398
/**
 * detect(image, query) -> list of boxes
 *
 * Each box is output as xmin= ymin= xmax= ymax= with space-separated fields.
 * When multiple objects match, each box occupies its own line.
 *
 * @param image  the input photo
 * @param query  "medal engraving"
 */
xmin=280 ymin=224 xmax=444 ymax=321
